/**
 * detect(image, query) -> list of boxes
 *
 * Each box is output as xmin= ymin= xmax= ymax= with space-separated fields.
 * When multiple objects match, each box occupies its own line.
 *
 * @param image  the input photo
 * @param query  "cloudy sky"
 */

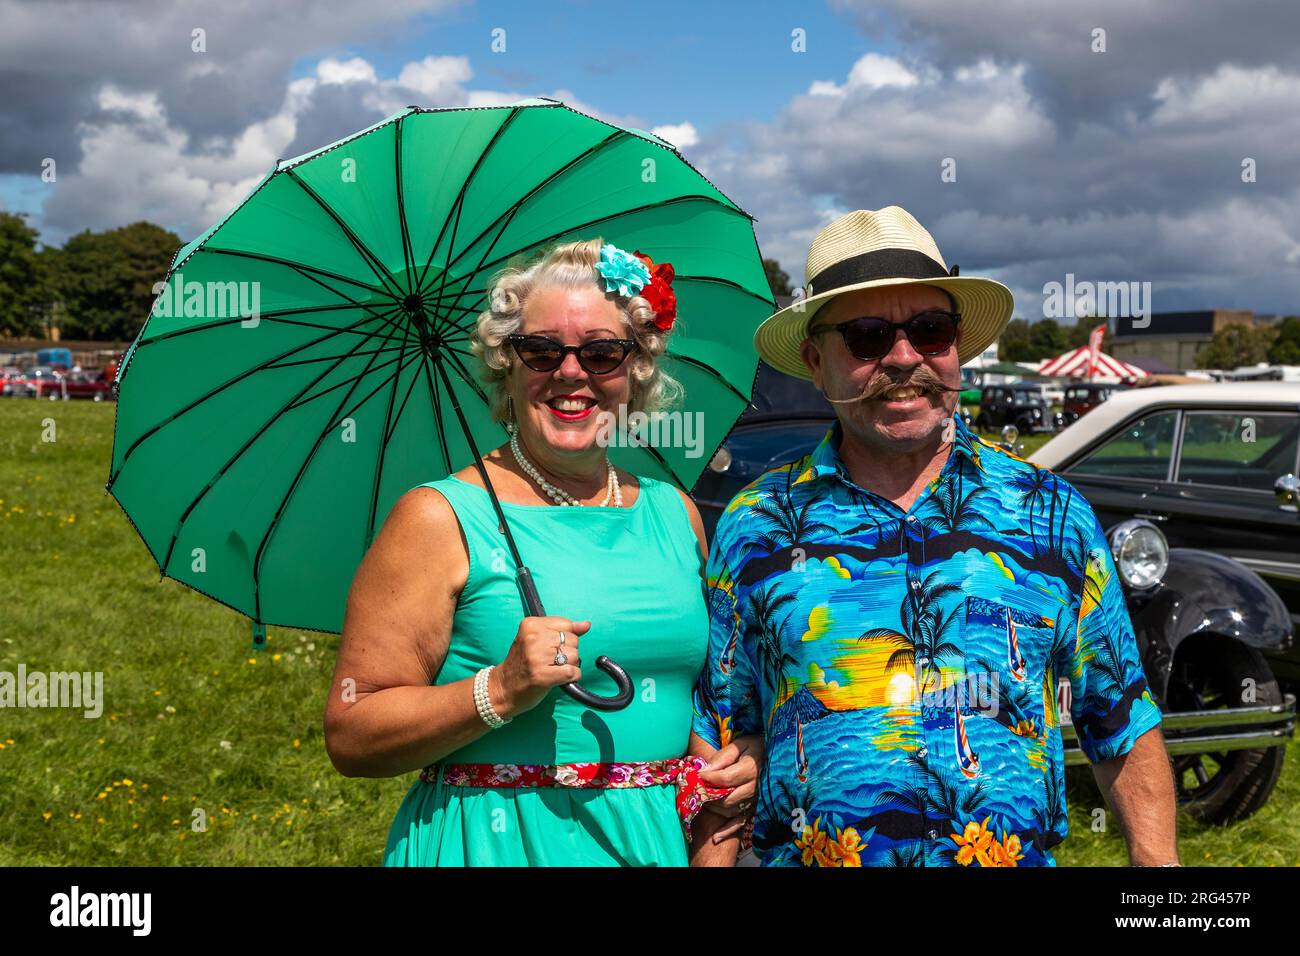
xmin=2 ymin=0 xmax=1298 ymax=318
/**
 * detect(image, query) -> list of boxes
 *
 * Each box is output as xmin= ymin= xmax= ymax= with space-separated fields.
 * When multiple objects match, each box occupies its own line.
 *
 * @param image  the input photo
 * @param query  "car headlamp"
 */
xmin=1107 ymin=519 xmax=1168 ymax=590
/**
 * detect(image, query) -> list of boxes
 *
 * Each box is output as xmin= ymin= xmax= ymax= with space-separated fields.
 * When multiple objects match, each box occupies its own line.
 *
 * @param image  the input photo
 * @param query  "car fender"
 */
xmin=1131 ymin=547 xmax=1293 ymax=699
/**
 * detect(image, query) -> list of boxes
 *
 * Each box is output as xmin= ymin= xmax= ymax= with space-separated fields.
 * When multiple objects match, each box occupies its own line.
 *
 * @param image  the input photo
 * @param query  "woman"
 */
xmin=323 ymin=238 xmax=758 ymax=866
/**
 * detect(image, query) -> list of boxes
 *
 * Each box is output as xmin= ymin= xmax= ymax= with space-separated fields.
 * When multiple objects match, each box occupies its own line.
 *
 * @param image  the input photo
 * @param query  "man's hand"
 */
xmin=697 ymin=734 xmax=762 ymax=841
xmin=1092 ymin=726 xmax=1180 ymax=866
xmin=687 ymin=732 xmax=763 ymax=866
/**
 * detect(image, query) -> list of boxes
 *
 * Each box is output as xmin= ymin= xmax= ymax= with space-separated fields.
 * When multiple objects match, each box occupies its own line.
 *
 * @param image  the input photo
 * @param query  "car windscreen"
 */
xmin=1067 ymin=409 xmax=1178 ymax=480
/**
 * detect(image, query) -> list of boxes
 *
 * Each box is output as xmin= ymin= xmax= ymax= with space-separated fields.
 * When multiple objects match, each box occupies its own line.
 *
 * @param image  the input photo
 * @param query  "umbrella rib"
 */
xmin=437 ymin=195 xmax=744 ymax=320
xmin=431 ymin=354 xmax=526 ymax=568
xmin=365 ymin=319 xmax=417 ymax=546
xmin=439 ymin=346 xmax=492 ymax=407
xmin=251 ymin=323 xmax=419 ymax=620
xmin=137 ymin=302 xmax=377 ymax=348
xmin=394 ymin=116 xmax=416 ymax=296
xmin=285 ymin=168 xmax=405 ymax=301
xmin=416 ymin=106 xmax=524 ymax=292
xmin=421 ymin=349 xmax=455 ymax=476
xmin=282 ymin=346 xmax=412 ymax=412
xmin=157 ymin=314 xmax=410 ymax=576
xmin=202 ymin=248 xmax=390 ymax=298
xmin=662 ymin=352 xmax=751 ymax=404
xmin=384 ymin=343 xmax=430 ymax=448
xmin=435 ymin=129 xmax=625 ymax=281
xmin=626 ymin=431 xmax=690 ymax=493
xmin=109 ymin=306 xmax=404 ymax=487
xmin=265 ymin=342 xmax=409 ymax=370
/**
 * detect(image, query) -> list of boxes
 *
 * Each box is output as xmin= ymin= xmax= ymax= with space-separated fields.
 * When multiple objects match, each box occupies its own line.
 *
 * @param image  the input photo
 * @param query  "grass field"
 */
xmin=1 ymin=399 xmax=1295 ymax=865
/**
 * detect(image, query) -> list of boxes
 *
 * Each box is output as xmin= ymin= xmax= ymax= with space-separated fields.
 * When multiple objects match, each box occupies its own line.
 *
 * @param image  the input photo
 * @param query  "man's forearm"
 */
xmin=686 ymin=731 xmax=742 ymax=867
xmin=688 ymin=807 xmax=741 ymax=866
xmin=1092 ymin=726 xmax=1180 ymax=865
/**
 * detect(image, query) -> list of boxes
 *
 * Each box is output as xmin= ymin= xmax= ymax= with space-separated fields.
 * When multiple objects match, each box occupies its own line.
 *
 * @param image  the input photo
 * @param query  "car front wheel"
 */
xmin=1165 ymin=638 xmax=1285 ymax=825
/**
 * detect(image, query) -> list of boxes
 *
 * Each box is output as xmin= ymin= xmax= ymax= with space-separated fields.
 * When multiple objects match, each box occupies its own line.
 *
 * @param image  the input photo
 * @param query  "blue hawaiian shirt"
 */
xmin=692 ymin=414 xmax=1162 ymax=866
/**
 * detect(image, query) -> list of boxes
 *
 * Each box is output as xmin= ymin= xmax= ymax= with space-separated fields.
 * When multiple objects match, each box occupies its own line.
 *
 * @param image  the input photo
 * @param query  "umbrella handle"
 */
xmin=516 ymin=567 xmax=634 ymax=712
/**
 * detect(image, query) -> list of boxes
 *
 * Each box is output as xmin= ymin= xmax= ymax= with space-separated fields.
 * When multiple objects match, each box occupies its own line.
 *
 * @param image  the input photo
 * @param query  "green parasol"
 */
xmin=107 ymin=98 xmax=773 ymax=710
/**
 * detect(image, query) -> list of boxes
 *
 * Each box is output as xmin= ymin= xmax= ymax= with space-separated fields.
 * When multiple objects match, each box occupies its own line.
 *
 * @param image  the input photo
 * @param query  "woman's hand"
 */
xmin=698 ymin=734 xmax=764 ymax=841
xmin=493 ymin=616 xmax=590 ymax=718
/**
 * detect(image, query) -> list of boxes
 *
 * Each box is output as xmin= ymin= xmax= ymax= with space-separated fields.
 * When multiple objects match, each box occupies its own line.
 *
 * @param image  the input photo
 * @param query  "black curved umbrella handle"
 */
xmin=516 ymin=567 xmax=634 ymax=712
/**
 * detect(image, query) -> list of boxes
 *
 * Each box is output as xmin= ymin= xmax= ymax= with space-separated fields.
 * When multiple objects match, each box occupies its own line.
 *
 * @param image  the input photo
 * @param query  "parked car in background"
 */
xmin=1062 ymin=382 xmax=1129 ymax=424
xmin=3 ymin=365 xmax=62 ymax=398
xmin=1034 ymin=382 xmax=1299 ymax=822
xmin=974 ymin=382 xmax=1065 ymax=434
xmin=693 ymin=363 xmax=833 ymax=541
xmin=51 ymin=369 xmax=115 ymax=401
xmin=1 ymin=367 xmax=26 ymax=395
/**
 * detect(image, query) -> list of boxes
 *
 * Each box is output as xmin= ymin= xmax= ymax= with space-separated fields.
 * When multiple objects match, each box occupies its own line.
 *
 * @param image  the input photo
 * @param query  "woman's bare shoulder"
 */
xmin=363 ymin=485 xmax=468 ymax=590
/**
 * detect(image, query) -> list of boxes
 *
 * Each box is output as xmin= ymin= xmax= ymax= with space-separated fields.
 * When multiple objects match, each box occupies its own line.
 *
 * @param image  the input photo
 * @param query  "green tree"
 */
xmin=57 ymin=221 xmax=180 ymax=341
xmin=1195 ymin=322 xmax=1278 ymax=369
xmin=998 ymin=317 xmax=1033 ymax=362
xmin=0 ymin=212 xmax=51 ymax=337
xmin=764 ymin=258 xmax=792 ymax=297
xmin=1027 ymin=318 xmax=1070 ymax=359
xmin=1267 ymin=316 xmax=1300 ymax=365
xmin=1000 ymin=317 xmax=1072 ymax=362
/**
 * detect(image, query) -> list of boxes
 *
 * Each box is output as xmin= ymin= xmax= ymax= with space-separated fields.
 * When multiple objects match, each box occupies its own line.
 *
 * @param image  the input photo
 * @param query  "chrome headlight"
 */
xmin=1107 ymin=519 xmax=1168 ymax=590
xmin=708 ymin=444 xmax=732 ymax=473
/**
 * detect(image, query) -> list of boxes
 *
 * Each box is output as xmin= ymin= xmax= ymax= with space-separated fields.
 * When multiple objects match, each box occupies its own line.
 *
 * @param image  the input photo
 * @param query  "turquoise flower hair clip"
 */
xmin=594 ymin=243 xmax=651 ymax=298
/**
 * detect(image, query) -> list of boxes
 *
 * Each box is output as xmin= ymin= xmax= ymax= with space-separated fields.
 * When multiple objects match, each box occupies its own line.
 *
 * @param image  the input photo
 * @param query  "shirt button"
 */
xmin=926 ymin=829 xmax=939 ymax=841
xmin=911 ymin=580 xmax=921 ymax=590
xmin=917 ymin=747 xmax=928 ymax=758
xmin=907 ymin=515 xmax=918 ymax=524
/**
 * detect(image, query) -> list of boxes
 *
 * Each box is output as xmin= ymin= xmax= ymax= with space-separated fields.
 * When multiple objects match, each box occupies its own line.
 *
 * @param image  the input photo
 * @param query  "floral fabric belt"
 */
xmin=420 ymin=756 xmax=748 ymax=845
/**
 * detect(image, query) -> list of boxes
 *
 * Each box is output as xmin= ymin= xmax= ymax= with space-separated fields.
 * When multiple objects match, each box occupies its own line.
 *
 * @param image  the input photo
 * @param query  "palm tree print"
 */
xmin=858 ymin=570 xmax=965 ymax=683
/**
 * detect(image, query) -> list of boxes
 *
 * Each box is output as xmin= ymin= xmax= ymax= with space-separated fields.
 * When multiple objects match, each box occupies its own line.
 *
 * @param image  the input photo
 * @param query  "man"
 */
xmin=688 ymin=206 xmax=1178 ymax=867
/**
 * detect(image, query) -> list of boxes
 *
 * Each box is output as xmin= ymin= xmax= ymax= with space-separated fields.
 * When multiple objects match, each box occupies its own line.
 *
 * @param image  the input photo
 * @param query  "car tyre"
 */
xmin=1165 ymin=639 xmax=1285 ymax=825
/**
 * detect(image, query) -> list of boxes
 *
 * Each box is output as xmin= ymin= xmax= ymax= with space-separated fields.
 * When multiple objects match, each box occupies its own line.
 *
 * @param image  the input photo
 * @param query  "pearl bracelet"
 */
xmin=473 ymin=665 xmax=509 ymax=729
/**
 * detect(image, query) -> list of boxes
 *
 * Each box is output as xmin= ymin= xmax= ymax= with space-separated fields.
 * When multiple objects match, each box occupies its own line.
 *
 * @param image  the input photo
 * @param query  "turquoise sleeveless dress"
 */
xmin=382 ymin=473 xmax=709 ymax=866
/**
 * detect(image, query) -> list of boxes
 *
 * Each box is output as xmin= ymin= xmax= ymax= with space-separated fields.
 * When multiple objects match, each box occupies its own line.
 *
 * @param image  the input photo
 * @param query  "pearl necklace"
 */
xmin=509 ymin=425 xmax=623 ymax=507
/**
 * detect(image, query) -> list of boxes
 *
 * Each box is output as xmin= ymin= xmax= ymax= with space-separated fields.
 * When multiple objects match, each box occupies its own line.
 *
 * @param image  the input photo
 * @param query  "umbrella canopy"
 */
xmin=1037 ymin=346 xmax=1147 ymax=380
xmin=108 ymin=98 xmax=773 ymax=639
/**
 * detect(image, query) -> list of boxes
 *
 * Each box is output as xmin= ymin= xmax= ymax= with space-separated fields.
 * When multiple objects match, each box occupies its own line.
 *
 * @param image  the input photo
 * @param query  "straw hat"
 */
xmin=754 ymin=206 xmax=1014 ymax=380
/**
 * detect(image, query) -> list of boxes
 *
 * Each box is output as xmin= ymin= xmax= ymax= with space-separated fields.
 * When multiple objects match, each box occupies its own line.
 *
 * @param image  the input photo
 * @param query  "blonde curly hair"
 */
xmin=471 ymin=237 xmax=683 ymax=424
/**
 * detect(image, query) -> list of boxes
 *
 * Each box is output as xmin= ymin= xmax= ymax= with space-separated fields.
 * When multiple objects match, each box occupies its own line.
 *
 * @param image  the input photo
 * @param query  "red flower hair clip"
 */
xmin=632 ymin=250 xmax=677 ymax=332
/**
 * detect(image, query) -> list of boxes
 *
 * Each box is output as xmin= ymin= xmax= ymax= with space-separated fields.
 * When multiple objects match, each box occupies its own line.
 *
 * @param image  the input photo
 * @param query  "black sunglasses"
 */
xmin=505 ymin=334 xmax=639 ymax=374
xmin=809 ymin=309 xmax=961 ymax=361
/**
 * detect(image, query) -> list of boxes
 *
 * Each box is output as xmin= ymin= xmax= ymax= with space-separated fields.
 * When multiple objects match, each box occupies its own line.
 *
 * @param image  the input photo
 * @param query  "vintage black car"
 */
xmin=975 ymin=382 xmax=1065 ymax=434
xmin=693 ymin=370 xmax=1296 ymax=824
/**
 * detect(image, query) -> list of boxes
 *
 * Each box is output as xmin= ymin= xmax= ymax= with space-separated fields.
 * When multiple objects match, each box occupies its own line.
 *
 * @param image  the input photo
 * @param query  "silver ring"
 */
xmin=553 ymin=650 xmax=568 ymax=666
xmin=558 ymin=631 xmax=566 ymax=645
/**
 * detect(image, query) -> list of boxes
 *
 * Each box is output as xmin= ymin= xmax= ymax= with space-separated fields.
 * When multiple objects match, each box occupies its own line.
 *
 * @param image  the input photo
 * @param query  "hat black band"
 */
xmin=807 ymin=248 xmax=950 ymax=296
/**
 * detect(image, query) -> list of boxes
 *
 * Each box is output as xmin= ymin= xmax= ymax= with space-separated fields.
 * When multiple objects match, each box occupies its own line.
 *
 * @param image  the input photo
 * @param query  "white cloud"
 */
xmin=1152 ymin=64 xmax=1300 ymax=125
xmin=316 ymin=57 xmax=380 ymax=86
xmin=96 ymin=86 xmax=164 ymax=122
xmin=649 ymin=122 xmax=699 ymax=149
xmin=396 ymin=56 xmax=474 ymax=99
xmin=810 ymin=53 xmax=930 ymax=97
